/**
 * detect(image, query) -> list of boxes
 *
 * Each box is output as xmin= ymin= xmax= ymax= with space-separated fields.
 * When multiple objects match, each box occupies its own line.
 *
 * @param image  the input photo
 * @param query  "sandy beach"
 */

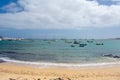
xmin=0 ymin=63 xmax=120 ymax=80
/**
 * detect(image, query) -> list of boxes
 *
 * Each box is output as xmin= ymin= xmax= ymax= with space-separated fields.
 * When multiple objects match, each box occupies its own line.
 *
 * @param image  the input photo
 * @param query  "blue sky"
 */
xmin=0 ymin=0 xmax=120 ymax=39
xmin=96 ymin=0 xmax=118 ymax=5
xmin=0 ymin=0 xmax=17 ymax=7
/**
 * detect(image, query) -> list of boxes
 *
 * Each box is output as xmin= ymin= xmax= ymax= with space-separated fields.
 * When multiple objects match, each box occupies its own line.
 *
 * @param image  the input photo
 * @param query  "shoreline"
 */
xmin=1 ymin=57 xmax=120 ymax=68
xmin=0 ymin=62 xmax=120 ymax=80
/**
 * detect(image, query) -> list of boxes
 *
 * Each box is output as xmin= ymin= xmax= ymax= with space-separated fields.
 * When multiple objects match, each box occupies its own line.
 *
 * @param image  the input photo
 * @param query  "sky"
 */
xmin=0 ymin=0 xmax=120 ymax=39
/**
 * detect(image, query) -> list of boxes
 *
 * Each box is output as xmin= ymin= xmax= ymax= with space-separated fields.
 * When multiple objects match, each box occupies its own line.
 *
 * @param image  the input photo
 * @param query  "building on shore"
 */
xmin=0 ymin=36 xmax=24 ymax=41
xmin=3 ymin=37 xmax=24 ymax=41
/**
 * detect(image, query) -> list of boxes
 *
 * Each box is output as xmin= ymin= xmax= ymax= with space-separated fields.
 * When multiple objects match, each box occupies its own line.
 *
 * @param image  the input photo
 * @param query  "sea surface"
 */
xmin=0 ymin=39 xmax=120 ymax=67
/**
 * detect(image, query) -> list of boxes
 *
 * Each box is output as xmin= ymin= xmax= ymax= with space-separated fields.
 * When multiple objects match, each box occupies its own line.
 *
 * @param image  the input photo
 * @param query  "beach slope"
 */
xmin=0 ymin=63 xmax=120 ymax=80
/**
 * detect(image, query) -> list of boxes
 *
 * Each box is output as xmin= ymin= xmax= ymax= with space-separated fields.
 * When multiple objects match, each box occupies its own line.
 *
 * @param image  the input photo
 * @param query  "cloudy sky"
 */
xmin=0 ymin=0 xmax=120 ymax=39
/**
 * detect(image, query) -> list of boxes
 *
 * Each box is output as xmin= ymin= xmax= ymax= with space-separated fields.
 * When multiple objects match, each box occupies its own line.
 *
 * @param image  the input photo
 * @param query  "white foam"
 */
xmin=0 ymin=57 xmax=120 ymax=68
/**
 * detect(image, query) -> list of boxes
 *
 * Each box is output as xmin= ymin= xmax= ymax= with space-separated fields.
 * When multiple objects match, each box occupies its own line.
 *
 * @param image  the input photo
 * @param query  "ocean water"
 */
xmin=0 ymin=39 xmax=120 ymax=67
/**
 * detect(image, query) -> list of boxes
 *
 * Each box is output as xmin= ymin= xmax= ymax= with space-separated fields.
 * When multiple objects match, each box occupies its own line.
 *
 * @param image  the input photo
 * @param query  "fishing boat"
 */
xmin=79 ymin=43 xmax=87 ymax=47
xmin=96 ymin=42 xmax=104 ymax=45
xmin=87 ymin=40 xmax=93 ymax=43
xmin=73 ymin=40 xmax=80 ymax=44
xmin=71 ymin=45 xmax=75 ymax=47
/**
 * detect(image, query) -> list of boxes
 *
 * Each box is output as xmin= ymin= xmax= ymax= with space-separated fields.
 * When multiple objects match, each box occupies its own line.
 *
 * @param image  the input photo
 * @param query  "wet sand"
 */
xmin=0 ymin=63 xmax=120 ymax=80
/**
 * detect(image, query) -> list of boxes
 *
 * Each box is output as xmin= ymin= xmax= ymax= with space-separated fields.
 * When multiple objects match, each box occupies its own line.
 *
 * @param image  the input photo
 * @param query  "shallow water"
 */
xmin=0 ymin=39 xmax=120 ymax=67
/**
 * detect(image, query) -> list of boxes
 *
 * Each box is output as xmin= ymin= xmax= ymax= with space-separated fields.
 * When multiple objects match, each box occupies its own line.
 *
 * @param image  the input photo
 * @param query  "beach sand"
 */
xmin=0 ymin=63 xmax=120 ymax=80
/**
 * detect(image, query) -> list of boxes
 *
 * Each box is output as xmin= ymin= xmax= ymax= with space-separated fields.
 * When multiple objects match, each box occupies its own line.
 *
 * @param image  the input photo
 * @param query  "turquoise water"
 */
xmin=0 ymin=39 xmax=120 ymax=67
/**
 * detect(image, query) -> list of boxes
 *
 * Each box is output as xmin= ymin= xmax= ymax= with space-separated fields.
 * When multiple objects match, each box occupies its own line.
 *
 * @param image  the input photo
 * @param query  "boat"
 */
xmin=87 ymin=40 xmax=93 ymax=43
xmin=79 ymin=43 xmax=87 ymax=47
xmin=70 ymin=45 xmax=75 ymax=47
xmin=96 ymin=43 xmax=104 ymax=45
xmin=73 ymin=40 xmax=80 ymax=44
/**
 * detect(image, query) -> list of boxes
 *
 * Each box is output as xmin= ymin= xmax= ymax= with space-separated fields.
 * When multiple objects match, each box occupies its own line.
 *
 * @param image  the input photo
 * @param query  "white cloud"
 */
xmin=0 ymin=0 xmax=120 ymax=29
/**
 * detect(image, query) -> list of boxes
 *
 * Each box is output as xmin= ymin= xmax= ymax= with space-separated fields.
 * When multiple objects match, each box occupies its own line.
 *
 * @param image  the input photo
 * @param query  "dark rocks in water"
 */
xmin=0 ymin=59 xmax=5 ymax=63
xmin=0 ymin=51 xmax=17 ymax=54
xmin=103 ymin=54 xmax=120 ymax=58
xmin=113 ymin=55 xmax=120 ymax=58
xmin=103 ymin=54 xmax=113 ymax=57
xmin=0 ymin=50 xmax=57 ymax=62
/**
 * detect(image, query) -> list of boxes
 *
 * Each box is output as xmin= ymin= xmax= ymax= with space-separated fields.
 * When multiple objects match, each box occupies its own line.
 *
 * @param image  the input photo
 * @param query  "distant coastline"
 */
xmin=1 ymin=35 xmax=120 ymax=40
xmin=0 ymin=36 xmax=24 ymax=41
